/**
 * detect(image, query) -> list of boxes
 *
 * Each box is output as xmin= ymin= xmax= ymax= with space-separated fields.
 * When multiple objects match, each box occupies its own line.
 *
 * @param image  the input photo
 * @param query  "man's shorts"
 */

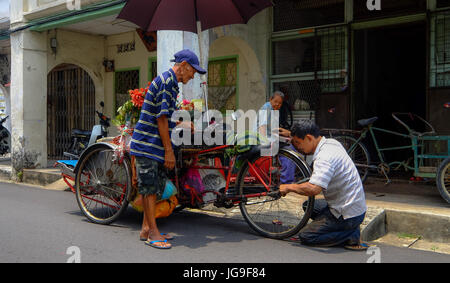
xmin=135 ymin=156 xmax=167 ymax=198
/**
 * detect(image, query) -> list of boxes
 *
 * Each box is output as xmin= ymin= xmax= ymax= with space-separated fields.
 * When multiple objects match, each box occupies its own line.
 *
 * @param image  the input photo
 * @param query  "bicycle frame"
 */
xmin=176 ymin=145 xmax=280 ymax=207
xmin=344 ymin=125 xmax=450 ymax=178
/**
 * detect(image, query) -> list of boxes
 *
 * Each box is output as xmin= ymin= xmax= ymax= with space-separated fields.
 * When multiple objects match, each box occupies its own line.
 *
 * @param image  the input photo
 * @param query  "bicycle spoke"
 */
xmin=239 ymin=150 xmax=312 ymax=238
xmin=76 ymin=147 xmax=131 ymax=224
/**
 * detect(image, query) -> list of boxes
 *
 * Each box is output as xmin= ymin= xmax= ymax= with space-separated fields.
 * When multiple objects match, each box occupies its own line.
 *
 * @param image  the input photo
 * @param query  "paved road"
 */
xmin=0 ymin=181 xmax=449 ymax=263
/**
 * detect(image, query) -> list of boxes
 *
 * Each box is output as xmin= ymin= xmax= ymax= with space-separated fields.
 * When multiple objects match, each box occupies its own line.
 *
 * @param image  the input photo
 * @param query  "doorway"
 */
xmin=354 ymin=22 xmax=427 ymax=163
xmin=47 ymin=64 xmax=96 ymax=160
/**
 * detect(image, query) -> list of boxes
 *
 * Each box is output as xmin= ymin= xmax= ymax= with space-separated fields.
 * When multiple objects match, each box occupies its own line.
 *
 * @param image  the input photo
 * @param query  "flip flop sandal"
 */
xmin=140 ymin=233 xmax=174 ymax=241
xmin=344 ymin=242 xmax=371 ymax=251
xmin=145 ymin=239 xmax=172 ymax=249
xmin=160 ymin=233 xmax=175 ymax=241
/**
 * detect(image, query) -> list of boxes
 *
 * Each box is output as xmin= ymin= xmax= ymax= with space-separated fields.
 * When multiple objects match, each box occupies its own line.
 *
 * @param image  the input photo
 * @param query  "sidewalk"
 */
xmin=0 ymin=159 xmax=449 ymax=254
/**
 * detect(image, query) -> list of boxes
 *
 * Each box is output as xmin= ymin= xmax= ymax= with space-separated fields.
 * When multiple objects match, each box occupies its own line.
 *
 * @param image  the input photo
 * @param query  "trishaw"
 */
xmin=56 ymin=122 xmax=315 ymax=240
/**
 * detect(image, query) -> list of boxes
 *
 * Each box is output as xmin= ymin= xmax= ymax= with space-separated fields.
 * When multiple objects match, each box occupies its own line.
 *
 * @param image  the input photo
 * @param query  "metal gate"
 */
xmin=271 ymin=23 xmax=350 ymax=128
xmin=47 ymin=64 xmax=95 ymax=160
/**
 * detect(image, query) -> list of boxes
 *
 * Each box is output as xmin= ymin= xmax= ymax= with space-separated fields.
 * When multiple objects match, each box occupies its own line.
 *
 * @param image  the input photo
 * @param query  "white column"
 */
xmin=10 ymin=0 xmax=24 ymax=25
xmin=10 ymin=30 xmax=48 ymax=173
xmin=157 ymin=30 xmax=183 ymax=97
xmin=182 ymin=30 xmax=209 ymax=101
xmin=157 ymin=30 xmax=209 ymax=102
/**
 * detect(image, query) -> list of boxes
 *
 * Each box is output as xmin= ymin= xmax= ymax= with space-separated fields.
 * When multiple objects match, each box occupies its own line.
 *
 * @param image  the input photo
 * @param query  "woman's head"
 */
xmin=270 ymin=91 xmax=284 ymax=111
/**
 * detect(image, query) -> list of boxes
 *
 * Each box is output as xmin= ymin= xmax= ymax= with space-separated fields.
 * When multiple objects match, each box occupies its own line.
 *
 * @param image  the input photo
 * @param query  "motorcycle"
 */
xmin=64 ymin=102 xmax=111 ymax=160
xmin=0 ymin=115 xmax=10 ymax=156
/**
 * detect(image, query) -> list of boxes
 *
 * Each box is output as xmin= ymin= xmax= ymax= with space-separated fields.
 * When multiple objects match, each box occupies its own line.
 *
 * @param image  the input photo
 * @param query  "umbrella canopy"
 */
xmin=117 ymin=0 xmax=273 ymax=34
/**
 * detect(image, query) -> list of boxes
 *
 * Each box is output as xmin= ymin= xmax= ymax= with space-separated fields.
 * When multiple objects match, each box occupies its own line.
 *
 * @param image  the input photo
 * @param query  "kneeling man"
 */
xmin=279 ymin=120 xmax=368 ymax=250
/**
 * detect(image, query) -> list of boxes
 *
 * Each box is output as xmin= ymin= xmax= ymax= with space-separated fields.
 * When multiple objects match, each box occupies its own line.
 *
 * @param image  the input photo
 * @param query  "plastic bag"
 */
xmin=130 ymin=195 xmax=178 ymax=219
xmin=155 ymin=196 xmax=178 ymax=219
xmin=180 ymin=168 xmax=205 ymax=200
xmin=160 ymin=179 xmax=177 ymax=201
xmin=198 ymin=169 xmax=226 ymax=203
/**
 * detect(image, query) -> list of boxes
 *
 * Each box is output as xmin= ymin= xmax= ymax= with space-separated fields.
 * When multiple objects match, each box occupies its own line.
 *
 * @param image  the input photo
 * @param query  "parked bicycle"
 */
xmin=323 ymin=112 xmax=450 ymax=203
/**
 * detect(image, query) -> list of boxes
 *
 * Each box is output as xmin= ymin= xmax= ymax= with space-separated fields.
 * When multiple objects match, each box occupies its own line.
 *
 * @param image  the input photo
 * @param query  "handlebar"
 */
xmin=391 ymin=112 xmax=436 ymax=136
xmin=96 ymin=111 xmax=110 ymax=128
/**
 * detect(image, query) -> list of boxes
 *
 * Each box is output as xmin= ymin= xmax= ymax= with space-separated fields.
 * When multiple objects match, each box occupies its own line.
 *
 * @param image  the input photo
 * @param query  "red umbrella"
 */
xmin=118 ymin=0 xmax=273 ymax=34
xmin=117 ymin=0 xmax=273 ymax=117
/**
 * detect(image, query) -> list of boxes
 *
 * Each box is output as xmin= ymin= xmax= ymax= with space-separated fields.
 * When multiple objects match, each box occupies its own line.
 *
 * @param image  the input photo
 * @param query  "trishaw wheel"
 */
xmin=237 ymin=148 xmax=314 ymax=239
xmin=75 ymin=145 xmax=132 ymax=225
xmin=437 ymin=157 xmax=450 ymax=203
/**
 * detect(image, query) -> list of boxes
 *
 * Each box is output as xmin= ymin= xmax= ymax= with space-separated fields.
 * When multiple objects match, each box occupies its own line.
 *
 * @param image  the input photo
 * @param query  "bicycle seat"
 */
xmin=72 ymin=129 xmax=92 ymax=137
xmin=357 ymin=117 xmax=378 ymax=127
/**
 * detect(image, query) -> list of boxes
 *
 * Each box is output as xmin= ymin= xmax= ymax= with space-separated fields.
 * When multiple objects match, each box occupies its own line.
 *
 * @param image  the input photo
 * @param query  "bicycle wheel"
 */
xmin=334 ymin=135 xmax=370 ymax=184
xmin=75 ymin=144 xmax=132 ymax=225
xmin=437 ymin=157 xmax=450 ymax=203
xmin=237 ymin=148 xmax=314 ymax=239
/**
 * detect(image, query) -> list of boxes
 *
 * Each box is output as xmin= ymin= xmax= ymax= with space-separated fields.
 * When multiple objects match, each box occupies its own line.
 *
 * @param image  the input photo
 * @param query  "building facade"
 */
xmin=7 ymin=0 xmax=450 ymax=171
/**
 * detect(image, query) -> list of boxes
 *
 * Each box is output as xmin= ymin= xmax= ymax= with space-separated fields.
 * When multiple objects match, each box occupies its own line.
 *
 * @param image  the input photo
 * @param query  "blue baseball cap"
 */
xmin=171 ymin=49 xmax=207 ymax=74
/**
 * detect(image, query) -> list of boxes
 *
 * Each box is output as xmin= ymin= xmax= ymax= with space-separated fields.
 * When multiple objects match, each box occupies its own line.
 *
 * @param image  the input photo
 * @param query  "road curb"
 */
xmin=361 ymin=209 xmax=387 ymax=242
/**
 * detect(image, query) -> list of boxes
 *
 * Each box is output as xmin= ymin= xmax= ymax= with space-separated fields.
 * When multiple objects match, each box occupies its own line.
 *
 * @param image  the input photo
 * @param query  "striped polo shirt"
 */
xmin=309 ymin=137 xmax=367 ymax=220
xmin=130 ymin=69 xmax=179 ymax=163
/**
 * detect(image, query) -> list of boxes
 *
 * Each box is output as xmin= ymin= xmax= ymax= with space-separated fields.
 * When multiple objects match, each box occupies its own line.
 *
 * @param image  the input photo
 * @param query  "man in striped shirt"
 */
xmin=279 ymin=120 xmax=368 ymax=250
xmin=131 ymin=49 xmax=206 ymax=249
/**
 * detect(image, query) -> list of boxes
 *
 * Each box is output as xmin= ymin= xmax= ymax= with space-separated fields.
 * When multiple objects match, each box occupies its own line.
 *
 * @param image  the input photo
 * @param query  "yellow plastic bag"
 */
xmin=155 ymin=196 xmax=178 ymax=219
xmin=131 ymin=195 xmax=178 ymax=219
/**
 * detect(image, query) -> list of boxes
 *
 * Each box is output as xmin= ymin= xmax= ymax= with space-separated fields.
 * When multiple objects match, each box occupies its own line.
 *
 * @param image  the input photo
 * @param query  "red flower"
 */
xmin=128 ymin=82 xmax=152 ymax=109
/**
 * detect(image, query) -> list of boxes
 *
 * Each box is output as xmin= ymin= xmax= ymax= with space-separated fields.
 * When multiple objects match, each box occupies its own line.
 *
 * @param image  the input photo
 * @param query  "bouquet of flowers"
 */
xmin=180 ymin=99 xmax=194 ymax=111
xmin=113 ymin=83 xmax=195 ymax=127
xmin=113 ymin=82 xmax=151 ymax=127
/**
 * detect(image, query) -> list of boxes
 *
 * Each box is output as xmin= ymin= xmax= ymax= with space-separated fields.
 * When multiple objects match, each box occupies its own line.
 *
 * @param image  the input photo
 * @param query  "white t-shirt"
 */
xmin=309 ymin=137 xmax=367 ymax=219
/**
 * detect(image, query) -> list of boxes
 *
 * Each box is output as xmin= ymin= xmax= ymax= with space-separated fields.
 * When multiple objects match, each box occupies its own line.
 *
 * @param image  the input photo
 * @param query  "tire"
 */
xmin=334 ymin=135 xmax=371 ymax=184
xmin=436 ymin=157 xmax=450 ymax=203
xmin=75 ymin=144 xmax=132 ymax=225
xmin=237 ymin=148 xmax=314 ymax=239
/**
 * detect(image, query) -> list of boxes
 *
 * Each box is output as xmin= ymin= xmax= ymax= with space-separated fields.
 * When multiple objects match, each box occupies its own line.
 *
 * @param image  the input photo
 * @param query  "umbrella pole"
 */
xmin=197 ymin=21 xmax=210 ymax=124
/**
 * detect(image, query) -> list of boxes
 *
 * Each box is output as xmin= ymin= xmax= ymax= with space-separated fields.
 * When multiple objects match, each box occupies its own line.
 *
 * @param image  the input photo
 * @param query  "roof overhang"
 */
xmin=29 ymin=0 xmax=134 ymax=35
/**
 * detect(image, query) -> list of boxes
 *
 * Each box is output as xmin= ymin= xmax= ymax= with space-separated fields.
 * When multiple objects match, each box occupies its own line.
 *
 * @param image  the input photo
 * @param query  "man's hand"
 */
xmin=157 ymin=115 xmax=176 ymax=170
xmin=277 ymin=128 xmax=291 ymax=138
xmin=279 ymin=184 xmax=290 ymax=197
xmin=176 ymin=121 xmax=195 ymax=134
xmin=164 ymin=149 xmax=176 ymax=170
xmin=279 ymin=183 xmax=323 ymax=197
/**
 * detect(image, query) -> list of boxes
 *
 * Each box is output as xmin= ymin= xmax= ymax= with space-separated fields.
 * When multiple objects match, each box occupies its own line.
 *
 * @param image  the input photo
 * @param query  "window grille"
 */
xmin=353 ymin=0 xmax=426 ymax=21
xmin=437 ymin=0 xmax=450 ymax=9
xmin=208 ymin=58 xmax=238 ymax=111
xmin=430 ymin=10 xmax=450 ymax=87
xmin=273 ymin=0 xmax=345 ymax=32
xmin=115 ymin=69 xmax=140 ymax=111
